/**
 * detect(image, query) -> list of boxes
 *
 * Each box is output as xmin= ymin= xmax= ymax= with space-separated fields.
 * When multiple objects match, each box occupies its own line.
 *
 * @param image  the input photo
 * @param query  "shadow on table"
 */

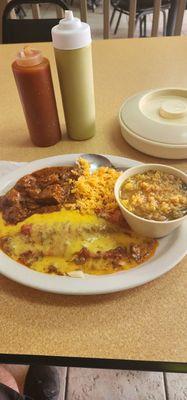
xmin=0 ymin=273 xmax=136 ymax=307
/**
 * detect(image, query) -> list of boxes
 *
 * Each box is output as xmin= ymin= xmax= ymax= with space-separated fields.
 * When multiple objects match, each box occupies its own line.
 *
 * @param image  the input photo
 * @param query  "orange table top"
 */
xmin=0 ymin=37 xmax=186 ymax=363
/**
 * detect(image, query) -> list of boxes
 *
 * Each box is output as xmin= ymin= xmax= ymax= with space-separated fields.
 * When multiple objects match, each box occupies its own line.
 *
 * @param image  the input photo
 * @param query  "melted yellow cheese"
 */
xmin=0 ymin=209 xmax=103 ymax=235
xmin=0 ymin=209 xmax=157 ymax=276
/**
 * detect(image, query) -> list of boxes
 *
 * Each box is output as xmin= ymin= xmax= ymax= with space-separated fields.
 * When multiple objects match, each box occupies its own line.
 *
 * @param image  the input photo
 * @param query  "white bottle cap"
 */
xmin=51 ymin=10 xmax=92 ymax=50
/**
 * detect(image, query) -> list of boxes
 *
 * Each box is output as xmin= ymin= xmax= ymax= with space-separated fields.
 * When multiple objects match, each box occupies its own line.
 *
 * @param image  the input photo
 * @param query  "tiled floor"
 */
xmin=22 ymin=2 xmax=187 ymax=39
xmin=1 ymin=364 xmax=187 ymax=400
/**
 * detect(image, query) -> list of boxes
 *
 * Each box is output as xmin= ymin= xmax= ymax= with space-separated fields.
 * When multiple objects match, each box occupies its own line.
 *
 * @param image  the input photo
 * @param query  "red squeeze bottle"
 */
xmin=12 ymin=46 xmax=61 ymax=147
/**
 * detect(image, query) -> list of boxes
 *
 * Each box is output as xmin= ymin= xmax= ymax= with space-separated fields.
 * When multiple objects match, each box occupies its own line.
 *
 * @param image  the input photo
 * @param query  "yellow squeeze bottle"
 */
xmin=52 ymin=11 xmax=95 ymax=140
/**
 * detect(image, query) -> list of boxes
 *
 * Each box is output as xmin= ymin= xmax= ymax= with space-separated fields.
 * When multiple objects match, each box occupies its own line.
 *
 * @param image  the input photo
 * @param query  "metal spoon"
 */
xmin=81 ymin=153 xmax=116 ymax=173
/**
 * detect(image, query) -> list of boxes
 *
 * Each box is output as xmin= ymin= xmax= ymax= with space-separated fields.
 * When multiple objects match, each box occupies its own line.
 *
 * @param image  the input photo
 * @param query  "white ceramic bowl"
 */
xmin=114 ymin=164 xmax=187 ymax=238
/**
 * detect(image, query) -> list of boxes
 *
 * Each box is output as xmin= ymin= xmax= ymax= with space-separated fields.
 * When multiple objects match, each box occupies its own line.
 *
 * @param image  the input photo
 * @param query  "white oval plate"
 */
xmin=0 ymin=154 xmax=186 ymax=295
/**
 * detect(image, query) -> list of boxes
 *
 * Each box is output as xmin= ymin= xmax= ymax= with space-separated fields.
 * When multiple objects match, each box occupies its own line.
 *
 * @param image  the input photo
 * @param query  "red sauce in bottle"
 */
xmin=12 ymin=46 xmax=61 ymax=147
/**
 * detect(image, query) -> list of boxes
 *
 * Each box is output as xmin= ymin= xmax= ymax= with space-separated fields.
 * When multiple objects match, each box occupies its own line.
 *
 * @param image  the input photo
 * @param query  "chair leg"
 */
xmin=162 ymin=10 xmax=167 ymax=36
xmin=114 ymin=11 xmax=122 ymax=34
xmin=140 ymin=15 xmax=147 ymax=37
xmin=110 ymin=8 xmax=116 ymax=27
xmin=143 ymin=14 xmax=147 ymax=37
xmin=87 ymin=0 xmax=96 ymax=11
xmin=139 ymin=16 xmax=143 ymax=37
xmin=15 ymin=5 xmax=26 ymax=19
xmin=92 ymin=2 xmax=96 ymax=12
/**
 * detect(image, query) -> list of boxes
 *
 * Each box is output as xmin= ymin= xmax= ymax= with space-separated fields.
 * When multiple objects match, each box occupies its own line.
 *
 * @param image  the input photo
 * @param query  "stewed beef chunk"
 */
xmin=1 ymin=188 xmax=21 ymax=208
xmin=0 ymin=165 xmax=82 ymax=225
xmin=36 ymin=184 xmax=65 ymax=205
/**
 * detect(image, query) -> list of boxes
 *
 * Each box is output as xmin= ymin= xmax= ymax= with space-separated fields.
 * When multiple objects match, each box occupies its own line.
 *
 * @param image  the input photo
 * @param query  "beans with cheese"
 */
xmin=120 ymin=170 xmax=187 ymax=221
